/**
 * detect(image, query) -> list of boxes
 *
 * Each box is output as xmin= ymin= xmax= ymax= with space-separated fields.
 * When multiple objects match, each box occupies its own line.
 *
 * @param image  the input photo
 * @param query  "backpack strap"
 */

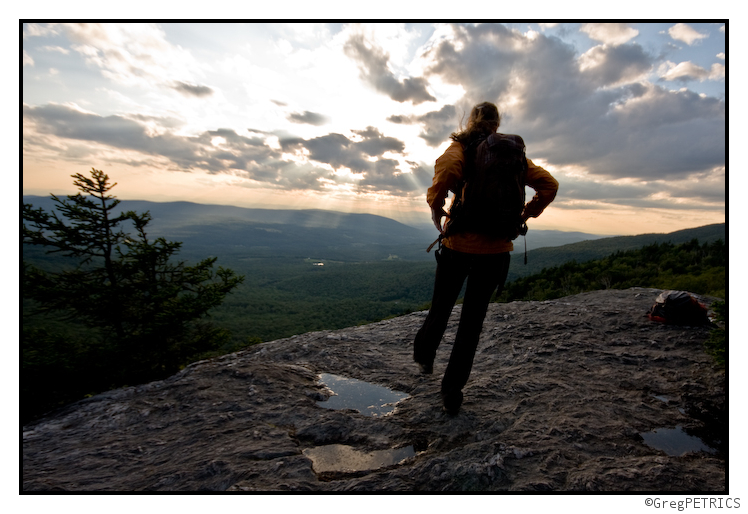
xmin=426 ymin=234 xmax=442 ymax=253
xmin=461 ymin=134 xmax=486 ymax=180
xmin=441 ymin=135 xmax=485 ymax=240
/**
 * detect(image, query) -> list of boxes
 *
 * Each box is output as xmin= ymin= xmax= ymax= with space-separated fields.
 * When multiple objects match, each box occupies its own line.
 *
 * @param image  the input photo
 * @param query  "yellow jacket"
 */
xmin=427 ymin=139 xmax=559 ymax=254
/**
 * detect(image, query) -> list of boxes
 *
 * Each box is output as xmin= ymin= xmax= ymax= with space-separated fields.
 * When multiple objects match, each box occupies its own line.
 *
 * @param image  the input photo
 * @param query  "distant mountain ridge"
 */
xmin=23 ymin=196 xmax=724 ymax=267
xmin=23 ymin=196 xmax=432 ymax=261
xmin=22 ymin=196 xmax=420 ymax=237
xmin=23 ymin=196 xmax=606 ymax=259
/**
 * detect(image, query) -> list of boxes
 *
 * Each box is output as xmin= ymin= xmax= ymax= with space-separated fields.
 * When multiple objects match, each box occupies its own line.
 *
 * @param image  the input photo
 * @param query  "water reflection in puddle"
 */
xmin=303 ymin=444 xmax=415 ymax=474
xmin=317 ymin=373 xmax=409 ymax=417
xmin=640 ymin=425 xmax=716 ymax=456
xmin=651 ymin=394 xmax=686 ymax=414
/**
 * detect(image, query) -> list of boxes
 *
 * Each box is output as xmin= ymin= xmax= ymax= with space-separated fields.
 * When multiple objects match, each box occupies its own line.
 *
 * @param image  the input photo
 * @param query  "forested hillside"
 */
xmin=208 ymin=223 xmax=726 ymax=344
xmin=501 ymin=238 xmax=725 ymax=302
xmin=208 ymin=258 xmax=436 ymax=343
xmin=23 ymin=218 xmax=725 ymax=347
xmin=507 ymin=223 xmax=726 ymax=282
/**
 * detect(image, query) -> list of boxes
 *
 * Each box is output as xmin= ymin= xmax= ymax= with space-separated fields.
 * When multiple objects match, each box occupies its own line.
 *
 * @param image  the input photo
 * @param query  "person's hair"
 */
xmin=450 ymin=102 xmax=501 ymax=146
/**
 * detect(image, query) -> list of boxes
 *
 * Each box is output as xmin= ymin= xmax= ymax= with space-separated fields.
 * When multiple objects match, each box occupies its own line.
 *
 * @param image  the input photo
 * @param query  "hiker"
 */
xmin=413 ymin=101 xmax=558 ymax=415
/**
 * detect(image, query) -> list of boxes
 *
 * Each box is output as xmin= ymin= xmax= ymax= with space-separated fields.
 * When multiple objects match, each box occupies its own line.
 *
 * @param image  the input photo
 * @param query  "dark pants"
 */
xmin=414 ymin=246 xmax=510 ymax=398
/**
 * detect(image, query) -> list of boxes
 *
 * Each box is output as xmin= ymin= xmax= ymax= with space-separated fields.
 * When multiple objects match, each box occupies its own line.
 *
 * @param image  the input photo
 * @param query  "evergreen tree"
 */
xmin=23 ymin=168 xmax=244 ymax=386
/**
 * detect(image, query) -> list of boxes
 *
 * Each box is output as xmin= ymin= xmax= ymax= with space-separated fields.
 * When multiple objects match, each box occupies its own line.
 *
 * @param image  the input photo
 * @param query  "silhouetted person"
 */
xmin=414 ymin=102 xmax=558 ymax=415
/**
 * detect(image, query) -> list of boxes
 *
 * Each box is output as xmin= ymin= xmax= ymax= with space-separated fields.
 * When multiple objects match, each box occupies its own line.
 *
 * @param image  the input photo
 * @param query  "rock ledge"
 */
xmin=22 ymin=289 xmax=725 ymax=492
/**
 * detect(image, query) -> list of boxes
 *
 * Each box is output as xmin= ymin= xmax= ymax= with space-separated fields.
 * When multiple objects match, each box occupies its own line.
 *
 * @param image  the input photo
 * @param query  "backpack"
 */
xmin=444 ymin=132 xmax=528 ymax=240
xmin=647 ymin=290 xmax=711 ymax=326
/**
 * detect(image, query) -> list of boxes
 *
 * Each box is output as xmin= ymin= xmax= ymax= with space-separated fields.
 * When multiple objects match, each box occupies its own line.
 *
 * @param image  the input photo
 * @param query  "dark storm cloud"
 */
xmin=278 ymin=126 xmax=424 ymax=194
xmin=548 ymin=175 xmax=658 ymax=211
xmin=279 ymin=127 xmax=405 ymax=169
xmin=14 ymin=100 xmax=420 ymax=195
xmin=551 ymin=172 xmax=725 ymax=212
xmin=287 ymin=110 xmax=329 ymax=126
xmin=425 ymin=24 xmax=521 ymax=104
xmin=23 ymin=103 xmax=278 ymax=177
xmin=23 ymin=103 xmax=342 ymax=191
xmin=172 ymin=81 xmax=214 ymax=98
xmin=24 ymin=103 xmax=192 ymax=159
xmin=529 ymin=84 xmax=725 ymax=179
xmin=358 ymin=159 xmax=432 ymax=194
xmin=344 ymin=33 xmax=436 ymax=105
xmin=423 ymin=23 xmax=724 ymax=181
xmin=352 ymin=127 xmax=405 ymax=155
xmin=386 ymin=114 xmax=411 ymax=124
xmin=127 ymin=113 xmax=185 ymax=129
xmin=579 ymin=43 xmax=653 ymax=87
xmin=196 ymin=128 xmax=277 ymax=177
xmin=416 ymin=104 xmax=458 ymax=147
xmin=386 ymin=104 xmax=457 ymax=147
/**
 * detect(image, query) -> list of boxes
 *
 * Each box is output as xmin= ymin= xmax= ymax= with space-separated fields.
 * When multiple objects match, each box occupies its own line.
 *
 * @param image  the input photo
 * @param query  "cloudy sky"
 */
xmin=22 ymin=22 xmax=726 ymax=235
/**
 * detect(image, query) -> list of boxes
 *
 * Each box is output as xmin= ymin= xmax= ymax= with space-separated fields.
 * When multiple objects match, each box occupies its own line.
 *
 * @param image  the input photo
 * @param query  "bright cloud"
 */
xmin=658 ymin=61 xmax=725 ymax=82
xmin=61 ymin=23 xmax=207 ymax=91
xmin=580 ymin=23 xmax=639 ymax=46
xmin=668 ymin=23 xmax=709 ymax=45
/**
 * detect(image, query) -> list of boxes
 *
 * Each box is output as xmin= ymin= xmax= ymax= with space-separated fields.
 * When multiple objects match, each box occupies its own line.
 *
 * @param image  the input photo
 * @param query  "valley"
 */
xmin=22 ymin=196 xmax=725 ymax=347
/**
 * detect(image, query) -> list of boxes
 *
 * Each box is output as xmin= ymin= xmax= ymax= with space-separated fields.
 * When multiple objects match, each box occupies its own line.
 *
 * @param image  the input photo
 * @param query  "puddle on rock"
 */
xmin=640 ymin=425 xmax=717 ymax=456
xmin=652 ymin=394 xmax=686 ymax=414
xmin=303 ymin=444 xmax=415 ymax=474
xmin=317 ymin=373 xmax=409 ymax=417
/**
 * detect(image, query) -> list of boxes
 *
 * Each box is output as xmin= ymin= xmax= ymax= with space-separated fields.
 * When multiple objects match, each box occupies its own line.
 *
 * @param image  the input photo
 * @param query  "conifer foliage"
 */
xmin=23 ymin=169 xmax=243 ymax=419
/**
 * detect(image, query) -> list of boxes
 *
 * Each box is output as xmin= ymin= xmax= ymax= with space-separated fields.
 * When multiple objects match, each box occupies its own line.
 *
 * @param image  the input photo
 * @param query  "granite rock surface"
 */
xmin=22 ymin=288 xmax=725 ymax=492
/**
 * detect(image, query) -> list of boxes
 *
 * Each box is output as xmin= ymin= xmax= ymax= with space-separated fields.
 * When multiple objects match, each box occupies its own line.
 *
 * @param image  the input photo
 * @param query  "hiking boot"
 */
xmin=441 ymin=389 xmax=463 ymax=416
xmin=415 ymin=360 xmax=433 ymax=375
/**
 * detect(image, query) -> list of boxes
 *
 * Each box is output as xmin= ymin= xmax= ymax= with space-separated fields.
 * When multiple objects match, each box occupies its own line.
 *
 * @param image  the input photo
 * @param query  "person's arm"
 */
xmin=522 ymin=158 xmax=558 ymax=221
xmin=426 ymin=141 xmax=464 ymax=233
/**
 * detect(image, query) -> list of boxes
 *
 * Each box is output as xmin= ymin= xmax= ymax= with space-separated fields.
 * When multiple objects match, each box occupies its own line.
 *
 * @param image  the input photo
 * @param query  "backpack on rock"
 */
xmin=647 ymin=290 xmax=712 ymax=326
